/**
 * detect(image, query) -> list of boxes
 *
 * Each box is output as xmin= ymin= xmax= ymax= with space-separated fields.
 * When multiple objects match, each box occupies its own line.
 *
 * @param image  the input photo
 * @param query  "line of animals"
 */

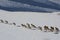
xmin=0 ymin=19 xmax=60 ymax=34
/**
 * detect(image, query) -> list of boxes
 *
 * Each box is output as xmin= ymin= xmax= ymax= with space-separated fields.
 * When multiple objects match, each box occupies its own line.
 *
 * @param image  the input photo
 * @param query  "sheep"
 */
xmin=26 ymin=23 xmax=31 ymax=29
xmin=13 ymin=22 xmax=16 ymax=25
xmin=44 ymin=25 xmax=49 ymax=32
xmin=50 ymin=26 xmax=54 ymax=32
xmin=5 ymin=20 xmax=8 ymax=24
xmin=0 ymin=19 xmax=4 ymax=23
xmin=21 ymin=24 xmax=27 ymax=28
xmin=37 ymin=26 xmax=42 ymax=31
xmin=54 ymin=27 xmax=59 ymax=34
xmin=31 ymin=24 xmax=36 ymax=28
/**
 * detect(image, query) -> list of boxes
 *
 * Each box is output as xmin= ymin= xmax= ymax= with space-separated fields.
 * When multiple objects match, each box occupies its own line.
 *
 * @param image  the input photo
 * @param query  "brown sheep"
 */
xmin=21 ymin=24 xmax=27 ymax=28
xmin=26 ymin=23 xmax=31 ymax=29
xmin=37 ymin=26 xmax=42 ymax=31
xmin=13 ymin=22 xmax=16 ymax=25
xmin=44 ymin=25 xmax=49 ymax=32
xmin=0 ymin=19 xmax=4 ymax=23
xmin=5 ymin=20 xmax=8 ymax=24
xmin=31 ymin=24 xmax=36 ymax=28
xmin=54 ymin=27 xmax=59 ymax=34
xmin=50 ymin=26 xmax=54 ymax=32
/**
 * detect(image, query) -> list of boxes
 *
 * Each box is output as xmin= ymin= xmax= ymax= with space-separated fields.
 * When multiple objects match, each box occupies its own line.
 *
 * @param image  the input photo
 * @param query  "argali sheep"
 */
xmin=54 ymin=27 xmax=59 ymax=34
xmin=26 ymin=23 xmax=31 ymax=29
xmin=21 ymin=24 xmax=27 ymax=28
xmin=0 ymin=19 xmax=4 ymax=23
xmin=37 ymin=26 xmax=42 ymax=31
xmin=50 ymin=26 xmax=54 ymax=32
xmin=31 ymin=24 xmax=37 ymax=30
xmin=13 ymin=22 xmax=16 ymax=25
xmin=31 ymin=24 xmax=36 ymax=28
xmin=5 ymin=20 xmax=8 ymax=24
xmin=44 ymin=25 xmax=50 ymax=32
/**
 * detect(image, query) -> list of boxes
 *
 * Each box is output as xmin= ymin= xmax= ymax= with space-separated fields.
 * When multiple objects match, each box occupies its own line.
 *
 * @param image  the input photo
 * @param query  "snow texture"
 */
xmin=0 ymin=10 xmax=60 ymax=40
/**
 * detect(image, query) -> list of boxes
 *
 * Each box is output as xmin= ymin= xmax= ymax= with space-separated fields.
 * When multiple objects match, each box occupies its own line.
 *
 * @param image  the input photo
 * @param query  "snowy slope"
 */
xmin=50 ymin=0 xmax=60 ymax=4
xmin=0 ymin=10 xmax=60 ymax=40
xmin=0 ymin=0 xmax=60 ymax=12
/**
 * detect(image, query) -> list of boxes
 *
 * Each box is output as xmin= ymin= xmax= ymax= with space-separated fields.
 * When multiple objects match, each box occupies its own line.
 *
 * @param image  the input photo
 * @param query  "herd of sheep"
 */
xmin=0 ymin=19 xmax=59 ymax=34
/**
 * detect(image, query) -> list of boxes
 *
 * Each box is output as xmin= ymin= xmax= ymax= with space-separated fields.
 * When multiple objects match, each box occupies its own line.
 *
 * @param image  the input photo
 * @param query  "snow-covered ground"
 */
xmin=0 ymin=10 xmax=60 ymax=40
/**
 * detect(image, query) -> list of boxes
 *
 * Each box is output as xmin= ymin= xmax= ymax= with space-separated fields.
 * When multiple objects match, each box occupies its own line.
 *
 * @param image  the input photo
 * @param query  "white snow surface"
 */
xmin=0 ymin=10 xmax=60 ymax=40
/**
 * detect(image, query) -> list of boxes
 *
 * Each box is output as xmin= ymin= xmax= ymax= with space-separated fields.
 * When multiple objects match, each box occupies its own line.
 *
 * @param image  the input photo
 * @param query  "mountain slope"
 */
xmin=0 ymin=0 xmax=60 ymax=12
xmin=0 ymin=10 xmax=60 ymax=40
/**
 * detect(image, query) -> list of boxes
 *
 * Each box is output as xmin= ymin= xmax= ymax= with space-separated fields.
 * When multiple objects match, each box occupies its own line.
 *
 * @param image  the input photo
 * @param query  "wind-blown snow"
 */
xmin=0 ymin=10 xmax=60 ymax=40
